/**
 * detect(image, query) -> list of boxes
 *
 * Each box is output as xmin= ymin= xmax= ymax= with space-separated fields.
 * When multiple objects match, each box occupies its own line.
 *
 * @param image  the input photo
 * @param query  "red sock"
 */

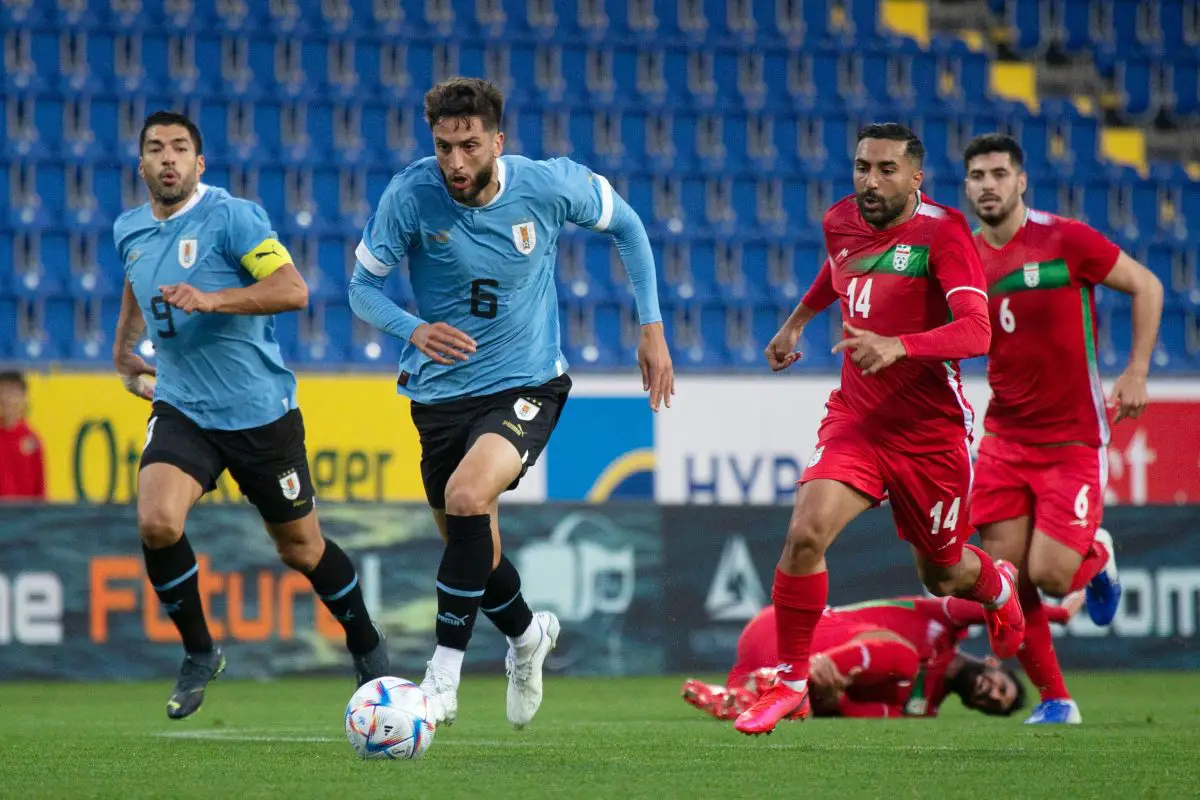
xmin=1068 ymin=538 xmax=1109 ymax=593
xmin=772 ymin=568 xmax=828 ymax=682
xmin=959 ymin=544 xmax=1005 ymax=606
xmin=1016 ymin=576 xmax=1070 ymax=701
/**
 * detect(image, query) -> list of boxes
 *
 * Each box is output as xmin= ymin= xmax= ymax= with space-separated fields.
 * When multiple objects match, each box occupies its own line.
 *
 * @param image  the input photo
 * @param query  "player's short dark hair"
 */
xmin=962 ymin=133 xmax=1025 ymax=171
xmin=0 ymin=371 xmax=27 ymax=390
xmin=423 ymin=77 xmax=504 ymax=132
xmin=139 ymin=110 xmax=204 ymax=156
xmin=857 ymin=122 xmax=924 ymax=167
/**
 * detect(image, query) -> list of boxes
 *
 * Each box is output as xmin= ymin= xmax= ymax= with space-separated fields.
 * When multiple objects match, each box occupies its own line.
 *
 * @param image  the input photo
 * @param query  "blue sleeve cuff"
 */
xmin=605 ymin=195 xmax=663 ymax=325
xmin=348 ymin=262 xmax=425 ymax=342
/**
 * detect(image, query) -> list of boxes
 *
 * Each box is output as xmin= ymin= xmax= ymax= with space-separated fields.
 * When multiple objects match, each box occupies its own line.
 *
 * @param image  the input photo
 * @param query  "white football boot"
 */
xmin=505 ymin=611 xmax=561 ymax=729
xmin=419 ymin=661 xmax=459 ymax=726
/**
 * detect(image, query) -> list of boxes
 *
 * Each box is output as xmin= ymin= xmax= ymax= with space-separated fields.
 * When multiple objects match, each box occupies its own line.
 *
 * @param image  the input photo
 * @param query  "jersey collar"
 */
xmin=161 ymin=183 xmax=209 ymax=222
xmin=489 ymin=157 xmax=507 ymax=205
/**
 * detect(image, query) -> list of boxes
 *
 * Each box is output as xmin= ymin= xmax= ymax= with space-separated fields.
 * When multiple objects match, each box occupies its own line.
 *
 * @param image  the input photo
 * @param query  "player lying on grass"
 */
xmin=964 ymin=134 xmax=1160 ymax=724
xmin=684 ymin=582 xmax=1085 ymax=720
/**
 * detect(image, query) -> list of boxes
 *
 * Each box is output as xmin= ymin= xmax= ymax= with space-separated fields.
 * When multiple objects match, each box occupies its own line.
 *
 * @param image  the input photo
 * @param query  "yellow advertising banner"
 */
xmin=25 ymin=372 xmax=426 ymax=503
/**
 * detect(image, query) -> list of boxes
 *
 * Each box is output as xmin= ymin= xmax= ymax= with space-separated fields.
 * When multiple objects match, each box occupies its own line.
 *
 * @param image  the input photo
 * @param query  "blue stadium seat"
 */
xmin=1009 ymin=0 xmax=1044 ymax=52
xmin=1116 ymin=58 xmax=1156 ymax=119
xmin=1059 ymin=0 xmax=1092 ymax=50
xmin=1168 ymin=61 xmax=1199 ymax=117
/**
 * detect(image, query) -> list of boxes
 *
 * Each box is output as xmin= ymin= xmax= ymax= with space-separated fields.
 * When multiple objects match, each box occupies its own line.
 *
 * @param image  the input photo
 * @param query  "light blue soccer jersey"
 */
xmin=112 ymin=184 xmax=297 ymax=430
xmin=355 ymin=156 xmax=618 ymax=404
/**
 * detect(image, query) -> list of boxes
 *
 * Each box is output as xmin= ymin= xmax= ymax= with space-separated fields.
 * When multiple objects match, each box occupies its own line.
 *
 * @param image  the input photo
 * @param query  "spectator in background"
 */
xmin=0 ymin=371 xmax=46 ymax=500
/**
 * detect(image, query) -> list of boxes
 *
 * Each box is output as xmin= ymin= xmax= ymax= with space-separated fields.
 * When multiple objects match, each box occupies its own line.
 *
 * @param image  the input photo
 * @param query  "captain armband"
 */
xmin=240 ymin=238 xmax=294 ymax=280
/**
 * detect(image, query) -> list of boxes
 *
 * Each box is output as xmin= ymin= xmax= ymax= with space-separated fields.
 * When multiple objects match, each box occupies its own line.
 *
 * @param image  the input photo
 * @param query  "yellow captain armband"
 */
xmin=240 ymin=238 xmax=294 ymax=280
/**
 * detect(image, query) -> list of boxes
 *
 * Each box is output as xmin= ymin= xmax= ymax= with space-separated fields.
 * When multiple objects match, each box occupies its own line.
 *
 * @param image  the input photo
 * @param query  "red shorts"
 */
xmin=969 ymin=435 xmax=1106 ymax=556
xmin=801 ymin=415 xmax=973 ymax=567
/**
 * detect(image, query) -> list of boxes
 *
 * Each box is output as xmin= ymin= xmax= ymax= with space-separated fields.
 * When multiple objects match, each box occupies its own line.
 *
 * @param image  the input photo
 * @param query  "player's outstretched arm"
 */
xmin=113 ymin=278 xmax=156 ymax=401
xmin=557 ymin=159 xmax=672 ymax=409
xmin=1101 ymin=251 xmax=1163 ymax=422
xmin=767 ymin=259 xmax=836 ymax=372
xmin=600 ymin=192 xmax=674 ymax=411
xmin=348 ymin=263 xmax=475 ymax=365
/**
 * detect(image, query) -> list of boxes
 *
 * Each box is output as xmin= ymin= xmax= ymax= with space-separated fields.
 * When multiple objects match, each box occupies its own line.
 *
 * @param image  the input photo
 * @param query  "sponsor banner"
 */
xmin=0 ymin=503 xmax=663 ymax=679
xmin=26 ymin=373 xmax=427 ymax=503
xmin=653 ymin=377 xmax=1200 ymax=506
xmin=21 ymin=372 xmax=1200 ymax=506
xmin=22 ymin=371 xmax=657 ymax=506
xmin=1 ymin=503 xmax=1197 ymax=677
xmin=663 ymin=504 xmax=1200 ymax=672
xmin=1104 ymin=400 xmax=1200 ymax=505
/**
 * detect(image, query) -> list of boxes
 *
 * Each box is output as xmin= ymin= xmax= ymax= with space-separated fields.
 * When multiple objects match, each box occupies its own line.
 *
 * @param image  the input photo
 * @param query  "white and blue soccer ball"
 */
xmin=345 ymin=677 xmax=437 ymax=760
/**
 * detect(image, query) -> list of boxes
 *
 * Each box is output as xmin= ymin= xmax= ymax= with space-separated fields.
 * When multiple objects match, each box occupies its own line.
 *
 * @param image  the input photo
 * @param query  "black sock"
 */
xmin=143 ymin=534 xmax=213 ymax=654
xmin=435 ymin=514 xmax=494 ymax=651
xmin=305 ymin=538 xmax=380 ymax=655
xmin=481 ymin=553 xmax=534 ymax=639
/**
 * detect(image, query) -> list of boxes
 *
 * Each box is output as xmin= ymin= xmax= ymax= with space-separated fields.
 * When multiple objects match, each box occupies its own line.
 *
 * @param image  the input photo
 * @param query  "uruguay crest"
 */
xmin=512 ymin=221 xmax=536 ymax=256
xmin=178 ymin=238 xmax=198 ymax=269
xmin=513 ymin=398 xmax=541 ymax=421
xmin=278 ymin=469 xmax=301 ymax=500
xmin=893 ymin=244 xmax=912 ymax=272
xmin=1023 ymin=262 xmax=1040 ymax=288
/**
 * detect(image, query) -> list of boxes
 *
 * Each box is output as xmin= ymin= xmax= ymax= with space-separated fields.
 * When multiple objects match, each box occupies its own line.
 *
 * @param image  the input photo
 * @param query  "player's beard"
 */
xmin=445 ymin=160 xmax=495 ymax=205
xmin=149 ymin=169 xmax=198 ymax=208
xmin=973 ymin=193 xmax=1019 ymax=226
xmin=855 ymin=189 xmax=909 ymax=229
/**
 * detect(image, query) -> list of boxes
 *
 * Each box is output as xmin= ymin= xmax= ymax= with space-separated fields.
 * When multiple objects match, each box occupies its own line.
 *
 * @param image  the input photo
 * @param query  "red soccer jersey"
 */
xmin=827 ymin=597 xmax=975 ymax=666
xmin=974 ymin=209 xmax=1121 ymax=447
xmin=0 ymin=420 xmax=46 ymax=499
xmin=829 ymin=597 xmax=976 ymax=716
xmin=818 ymin=193 xmax=989 ymax=454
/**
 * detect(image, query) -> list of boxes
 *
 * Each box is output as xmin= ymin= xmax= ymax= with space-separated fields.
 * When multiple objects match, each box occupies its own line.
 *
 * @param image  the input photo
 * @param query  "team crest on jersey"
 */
xmin=807 ymin=446 xmax=825 ymax=468
xmin=278 ymin=469 xmax=301 ymax=500
xmin=893 ymin=244 xmax=912 ymax=272
xmin=178 ymin=238 xmax=199 ymax=269
xmin=513 ymin=397 xmax=541 ymax=421
xmin=1023 ymin=262 xmax=1040 ymax=288
xmin=512 ymin=221 xmax=536 ymax=256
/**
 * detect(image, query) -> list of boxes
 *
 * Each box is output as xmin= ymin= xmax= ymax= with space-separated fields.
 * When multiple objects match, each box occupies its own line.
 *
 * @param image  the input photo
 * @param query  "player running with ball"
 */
xmin=735 ymin=123 xmax=1024 ymax=736
xmin=350 ymin=78 xmax=673 ymax=729
xmin=962 ymin=134 xmax=1163 ymax=724
xmin=112 ymin=111 xmax=390 ymax=719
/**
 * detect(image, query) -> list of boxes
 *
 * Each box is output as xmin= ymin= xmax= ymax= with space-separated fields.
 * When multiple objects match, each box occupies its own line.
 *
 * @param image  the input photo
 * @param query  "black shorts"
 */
xmin=410 ymin=375 xmax=572 ymax=509
xmin=140 ymin=401 xmax=315 ymax=524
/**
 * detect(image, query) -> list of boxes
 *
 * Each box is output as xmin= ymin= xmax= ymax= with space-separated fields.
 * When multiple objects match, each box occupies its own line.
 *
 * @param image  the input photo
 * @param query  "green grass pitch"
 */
xmin=2 ymin=673 xmax=1197 ymax=799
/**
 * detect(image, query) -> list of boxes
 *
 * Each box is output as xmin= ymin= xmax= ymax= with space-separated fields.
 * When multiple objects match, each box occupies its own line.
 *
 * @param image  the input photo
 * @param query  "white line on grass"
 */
xmin=158 ymin=730 xmax=337 ymax=743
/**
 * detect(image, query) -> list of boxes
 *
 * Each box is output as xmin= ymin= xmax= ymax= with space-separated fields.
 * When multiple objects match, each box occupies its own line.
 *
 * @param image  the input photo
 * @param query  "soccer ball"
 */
xmin=345 ymin=677 xmax=437 ymax=760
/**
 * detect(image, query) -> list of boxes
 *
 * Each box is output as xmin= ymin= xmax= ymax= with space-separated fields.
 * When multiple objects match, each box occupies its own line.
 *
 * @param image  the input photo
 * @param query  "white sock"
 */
xmin=508 ymin=618 xmax=539 ymax=650
xmin=781 ymin=678 xmax=808 ymax=692
xmin=430 ymin=645 xmax=464 ymax=687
